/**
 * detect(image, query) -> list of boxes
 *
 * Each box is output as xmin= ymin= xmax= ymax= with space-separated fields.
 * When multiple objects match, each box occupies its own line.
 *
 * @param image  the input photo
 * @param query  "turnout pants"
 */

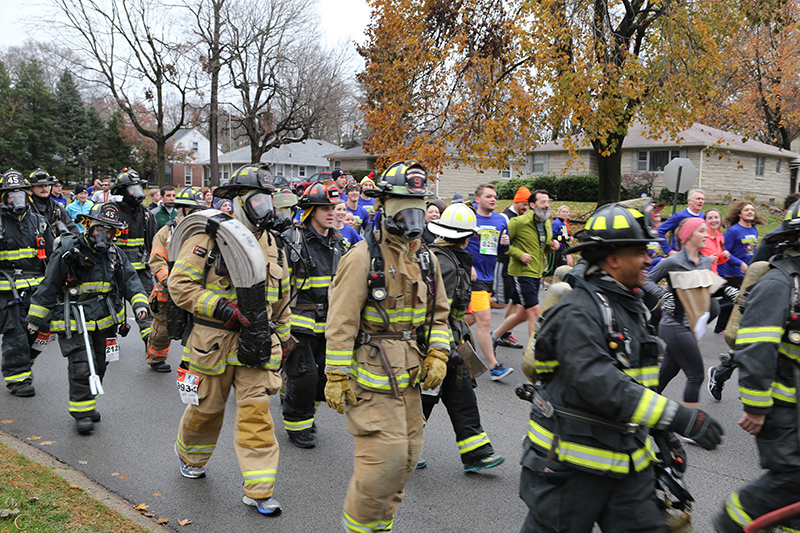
xmin=342 ymin=375 xmax=424 ymax=533
xmin=145 ymin=295 xmax=169 ymax=364
xmin=715 ymin=469 xmax=800 ymax=532
xmin=519 ymin=445 xmax=666 ymax=533
xmin=282 ymin=332 xmax=326 ymax=434
xmin=58 ymin=327 xmax=115 ymax=420
xmin=176 ymin=364 xmax=281 ymax=499
xmin=1 ymin=293 xmax=37 ymax=389
xmin=421 ymin=361 xmax=494 ymax=464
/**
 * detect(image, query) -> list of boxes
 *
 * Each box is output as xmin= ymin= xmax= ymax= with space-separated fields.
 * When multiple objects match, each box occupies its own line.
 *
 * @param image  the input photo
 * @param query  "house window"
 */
xmin=192 ymin=141 xmax=199 ymax=153
xmin=299 ymin=166 xmax=306 ymax=177
xmin=184 ymin=167 xmax=193 ymax=186
xmin=777 ymin=159 xmax=782 ymax=173
xmin=532 ymin=154 xmax=549 ymax=174
xmin=636 ymin=150 xmax=681 ymax=172
xmin=334 ymin=161 xmax=342 ymax=169
xmin=755 ymin=156 xmax=765 ymax=177
xmin=501 ymin=167 xmax=512 ymax=179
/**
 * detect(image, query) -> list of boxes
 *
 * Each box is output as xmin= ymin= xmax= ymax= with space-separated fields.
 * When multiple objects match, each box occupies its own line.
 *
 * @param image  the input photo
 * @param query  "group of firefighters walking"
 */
xmin=2 ymin=159 xmax=798 ymax=532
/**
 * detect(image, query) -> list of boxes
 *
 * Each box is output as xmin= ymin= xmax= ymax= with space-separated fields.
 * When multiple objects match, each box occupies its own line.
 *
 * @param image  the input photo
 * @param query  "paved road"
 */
xmin=1 ymin=307 xmax=764 ymax=532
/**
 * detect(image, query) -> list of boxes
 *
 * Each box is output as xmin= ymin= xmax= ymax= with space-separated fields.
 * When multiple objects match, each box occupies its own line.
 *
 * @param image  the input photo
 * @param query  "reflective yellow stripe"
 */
xmin=284 ymin=418 xmax=314 ymax=431
xmin=0 ymin=248 xmax=36 ymax=260
xmin=363 ymin=305 xmax=426 ymax=325
xmin=78 ymin=281 xmax=112 ymax=293
xmin=69 ymin=398 xmax=96 ymax=413
xmin=29 ymin=304 xmax=49 ymax=319
xmin=182 ymin=346 xmax=228 ymax=375
xmin=293 ymin=275 xmax=332 ymax=289
xmin=5 ymin=372 xmax=32 ymax=384
xmin=725 ymin=492 xmax=753 ymax=528
xmin=0 ymin=277 xmax=44 ymax=290
xmin=457 ymin=432 xmax=490 ymax=454
xmin=428 ymin=329 xmax=450 ymax=346
xmin=177 ymin=436 xmax=216 ymax=455
xmin=291 ymin=313 xmax=326 ymax=334
xmin=738 ymin=385 xmax=773 ymax=408
xmin=630 ymin=389 xmax=667 ymax=427
xmin=772 ymin=381 xmax=797 ymax=404
xmin=326 ymin=349 xmax=352 ymax=367
xmin=131 ymin=293 xmax=148 ymax=307
xmin=173 ymin=260 xmax=204 ymax=282
xmin=118 ymin=238 xmax=145 ymax=246
xmin=533 ymin=358 xmax=559 ymax=373
xmin=527 ymin=419 xmax=652 ymax=474
xmin=343 ymin=512 xmax=393 ymax=533
xmin=780 ymin=343 xmax=800 ymax=364
xmin=351 ymin=363 xmax=411 ymax=391
xmin=197 ymin=291 xmax=221 ymax=317
xmin=242 ymin=469 xmax=277 ymax=486
xmin=735 ymin=326 xmax=783 ymax=345
xmin=623 ymin=366 xmax=659 ymax=388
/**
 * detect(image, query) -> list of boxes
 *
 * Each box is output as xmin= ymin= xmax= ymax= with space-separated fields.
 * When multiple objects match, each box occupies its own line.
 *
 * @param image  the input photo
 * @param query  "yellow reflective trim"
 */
xmin=612 ymin=215 xmax=630 ymax=229
xmin=738 ymin=385 xmax=773 ymax=408
xmin=592 ymin=216 xmax=607 ymax=230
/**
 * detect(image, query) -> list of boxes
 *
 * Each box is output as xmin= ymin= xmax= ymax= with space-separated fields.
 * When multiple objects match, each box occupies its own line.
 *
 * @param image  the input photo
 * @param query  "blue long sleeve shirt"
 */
xmin=657 ymin=208 xmax=704 ymax=255
xmin=719 ymin=223 xmax=758 ymax=278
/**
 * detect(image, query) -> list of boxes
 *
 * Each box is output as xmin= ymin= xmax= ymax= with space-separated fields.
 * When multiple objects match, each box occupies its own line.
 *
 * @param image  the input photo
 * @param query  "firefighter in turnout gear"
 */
xmin=714 ymin=199 xmax=800 ymax=533
xmin=519 ymin=203 xmax=724 ymax=533
xmin=169 ymin=163 xmax=291 ymax=516
xmin=112 ymin=169 xmax=155 ymax=346
xmin=282 ymin=181 xmax=346 ymax=448
xmin=423 ymin=203 xmax=505 ymax=472
xmin=324 ymin=161 xmax=451 ymax=533
xmin=146 ymin=187 xmax=205 ymax=372
xmin=26 ymin=203 xmax=150 ymax=434
xmin=28 ymin=168 xmax=79 ymax=238
xmin=0 ymin=170 xmax=54 ymax=397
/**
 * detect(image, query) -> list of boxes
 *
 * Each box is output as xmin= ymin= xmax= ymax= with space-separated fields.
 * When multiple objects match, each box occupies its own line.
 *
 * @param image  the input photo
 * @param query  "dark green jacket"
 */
xmin=507 ymin=208 xmax=554 ymax=278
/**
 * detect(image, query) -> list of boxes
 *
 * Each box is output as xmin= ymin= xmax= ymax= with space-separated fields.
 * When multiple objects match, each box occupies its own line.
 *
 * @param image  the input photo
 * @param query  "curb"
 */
xmin=0 ymin=430 xmax=171 ymax=532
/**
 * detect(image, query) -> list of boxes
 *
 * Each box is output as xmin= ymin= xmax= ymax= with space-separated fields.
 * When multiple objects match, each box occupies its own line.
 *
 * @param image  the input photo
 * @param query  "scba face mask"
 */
xmin=385 ymin=208 xmax=425 ymax=241
xmin=243 ymin=191 xmax=275 ymax=230
xmin=3 ymin=190 xmax=28 ymax=217
xmin=87 ymin=225 xmax=114 ymax=252
xmin=124 ymin=184 xmax=145 ymax=206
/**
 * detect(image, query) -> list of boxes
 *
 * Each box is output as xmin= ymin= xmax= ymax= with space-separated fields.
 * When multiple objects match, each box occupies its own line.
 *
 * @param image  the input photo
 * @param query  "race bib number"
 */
xmin=176 ymin=367 xmax=202 ymax=405
xmin=478 ymin=227 xmax=500 ymax=256
xmin=32 ymin=332 xmax=54 ymax=350
xmin=105 ymin=337 xmax=120 ymax=362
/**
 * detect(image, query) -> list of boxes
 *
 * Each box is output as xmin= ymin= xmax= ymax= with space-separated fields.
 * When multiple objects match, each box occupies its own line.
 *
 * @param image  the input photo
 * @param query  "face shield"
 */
xmin=3 ymin=190 xmax=29 ymax=216
xmin=385 ymin=208 xmax=425 ymax=241
xmin=242 ymin=191 xmax=275 ymax=230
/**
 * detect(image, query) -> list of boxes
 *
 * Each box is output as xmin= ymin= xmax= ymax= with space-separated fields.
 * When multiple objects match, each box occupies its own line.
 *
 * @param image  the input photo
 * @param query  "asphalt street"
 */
xmin=1 ymin=305 xmax=764 ymax=533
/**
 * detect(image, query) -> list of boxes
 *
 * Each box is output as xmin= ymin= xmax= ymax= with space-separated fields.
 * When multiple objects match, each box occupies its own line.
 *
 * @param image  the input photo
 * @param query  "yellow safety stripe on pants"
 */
xmin=181 ymin=346 xmax=228 ymax=375
xmin=533 ymin=359 xmax=559 ymax=374
xmin=284 ymin=418 xmax=314 ymax=432
xmin=343 ymin=512 xmax=394 ymax=533
xmin=290 ymin=313 xmax=326 ymax=334
xmin=772 ymin=381 xmax=797 ymax=403
xmin=458 ymin=432 xmax=490 ymax=455
xmin=780 ymin=343 xmax=800 ymax=364
xmin=326 ymin=349 xmax=352 ymax=367
xmin=725 ymin=492 xmax=753 ymax=528
xmin=362 ymin=305 xmax=426 ymax=326
xmin=622 ymin=366 xmax=659 ymax=388
xmin=69 ymin=398 xmax=96 ymax=413
xmin=242 ymin=469 xmax=277 ymax=486
xmin=131 ymin=293 xmax=149 ymax=307
xmin=172 ymin=260 xmax=204 ymax=282
xmin=527 ymin=419 xmax=652 ymax=474
xmin=0 ymin=276 xmax=43 ymax=291
xmin=738 ymin=385 xmax=773 ymax=409
xmin=351 ymin=363 xmax=411 ymax=391
xmin=735 ymin=326 xmax=784 ymax=346
xmin=630 ymin=389 xmax=668 ymax=427
xmin=5 ymin=371 xmax=32 ymax=384
xmin=196 ymin=291 xmax=222 ymax=317
xmin=177 ymin=436 xmax=216 ymax=456
xmin=0 ymin=248 xmax=37 ymax=260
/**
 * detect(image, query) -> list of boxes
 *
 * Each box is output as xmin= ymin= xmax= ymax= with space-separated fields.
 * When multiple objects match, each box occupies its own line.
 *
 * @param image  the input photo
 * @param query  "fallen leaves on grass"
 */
xmin=178 ymin=518 xmax=192 ymax=526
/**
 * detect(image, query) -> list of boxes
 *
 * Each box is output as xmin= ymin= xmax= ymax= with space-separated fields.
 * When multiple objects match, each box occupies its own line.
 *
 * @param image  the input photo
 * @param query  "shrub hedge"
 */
xmin=491 ymin=174 xmax=599 ymax=202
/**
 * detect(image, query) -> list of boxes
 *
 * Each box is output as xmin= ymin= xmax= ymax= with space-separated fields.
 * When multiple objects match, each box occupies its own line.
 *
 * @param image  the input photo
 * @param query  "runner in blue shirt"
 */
xmin=343 ymin=181 xmax=369 ymax=233
xmin=657 ymin=189 xmax=705 ymax=255
xmin=334 ymin=202 xmax=363 ymax=250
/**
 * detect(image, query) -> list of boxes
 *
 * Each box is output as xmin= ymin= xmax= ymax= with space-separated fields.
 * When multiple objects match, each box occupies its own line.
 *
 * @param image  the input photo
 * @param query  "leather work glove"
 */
xmin=420 ymin=348 xmax=449 ymax=391
xmin=669 ymin=405 xmax=725 ymax=450
xmin=325 ymin=370 xmax=356 ymax=414
xmin=213 ymin=299 xmax=251 ymax=329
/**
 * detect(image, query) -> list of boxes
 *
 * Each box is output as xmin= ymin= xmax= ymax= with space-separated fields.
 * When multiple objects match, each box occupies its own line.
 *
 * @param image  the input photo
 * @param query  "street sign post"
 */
xmin=662 ymin=158 xmax=697 ymax=213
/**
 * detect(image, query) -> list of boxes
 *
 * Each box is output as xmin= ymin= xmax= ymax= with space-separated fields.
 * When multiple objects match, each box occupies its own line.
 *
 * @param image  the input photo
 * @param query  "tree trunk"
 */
xmin=593 ymin=136 xmax=625 ymax=206
xmin=209 ymin=76 xmax=219 ymax=187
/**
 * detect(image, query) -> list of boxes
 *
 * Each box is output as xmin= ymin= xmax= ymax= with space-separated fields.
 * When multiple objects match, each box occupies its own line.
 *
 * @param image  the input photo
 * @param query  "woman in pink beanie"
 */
xmin=644 ymin=216 xmax=737 ymax=415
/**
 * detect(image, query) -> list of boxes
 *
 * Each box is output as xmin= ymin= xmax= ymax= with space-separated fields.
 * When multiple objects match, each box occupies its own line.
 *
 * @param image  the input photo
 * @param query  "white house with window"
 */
xmin=528 ymin=122 xmax=800 ymax=204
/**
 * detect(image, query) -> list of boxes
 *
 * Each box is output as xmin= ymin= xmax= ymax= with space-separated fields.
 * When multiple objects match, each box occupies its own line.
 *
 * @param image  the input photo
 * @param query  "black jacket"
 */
xmin=115 ymin=201 xmax=155 ymax=272
xmin=431 ymin=243 xmax=472 ymax=347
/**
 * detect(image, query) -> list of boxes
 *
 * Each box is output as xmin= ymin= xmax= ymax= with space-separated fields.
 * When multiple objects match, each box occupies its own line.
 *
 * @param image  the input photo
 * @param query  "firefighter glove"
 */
xmin=669 ymin=405 xmax=724 ymax=450
xmin=421 ymin=348 xmax=449 ymax=390
xmin=652 ymin=429 xmax=687 ymax=473
xmin=213 ymin=299 xmax=251 ymax=329
xmin=723 ymin=285 xmax=740 ymax=302
xmin=325 ymin=370 xmax=355 ymax=414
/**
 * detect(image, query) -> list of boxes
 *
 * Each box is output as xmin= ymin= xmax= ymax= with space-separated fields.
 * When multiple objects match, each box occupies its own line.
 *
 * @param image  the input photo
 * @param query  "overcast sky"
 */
xmin=0 ymin=0 xmax=370 ymax=58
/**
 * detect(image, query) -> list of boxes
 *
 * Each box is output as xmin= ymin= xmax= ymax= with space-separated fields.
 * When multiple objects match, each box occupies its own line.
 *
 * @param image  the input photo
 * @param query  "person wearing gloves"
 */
xmin=423 ymin=203 xmax=505 ymax=472
xmin=520 ymin=203 xmax=724 ymax=533
xmin=168 ymin=164 xmax=291 ymax=516
xmin=324 ymin=161 xmax=451 ymax=533
xmin=26 ymin=203 xmax=150 ymax=434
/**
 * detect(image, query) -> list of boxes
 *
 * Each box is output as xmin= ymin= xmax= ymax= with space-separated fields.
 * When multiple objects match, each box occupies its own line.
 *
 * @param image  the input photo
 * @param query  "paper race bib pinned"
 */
xmin=176 ymin=367 xmax=202 ymax=405
xmin=478 ymin=227 xmax=500 ymax=256
xmin=105 ymin=336 xmax=120 ymax=362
